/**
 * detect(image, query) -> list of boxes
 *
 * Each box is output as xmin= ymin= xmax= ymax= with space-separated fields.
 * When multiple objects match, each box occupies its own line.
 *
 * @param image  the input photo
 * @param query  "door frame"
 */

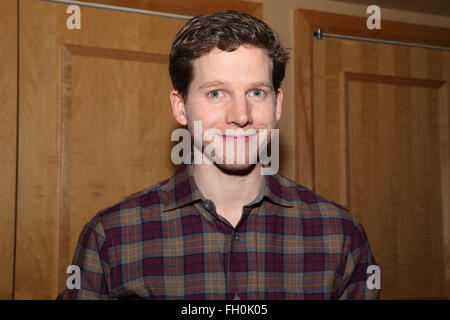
xmin=14 ymin=0 xmax=262 ymax=300
xmin=294 ymin=9 xmax=450 ymax=299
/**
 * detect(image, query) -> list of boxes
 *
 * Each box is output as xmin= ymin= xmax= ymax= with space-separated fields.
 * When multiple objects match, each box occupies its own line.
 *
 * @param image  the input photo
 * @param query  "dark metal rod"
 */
xmin=313 ymin=28 xmax=450 ymax=51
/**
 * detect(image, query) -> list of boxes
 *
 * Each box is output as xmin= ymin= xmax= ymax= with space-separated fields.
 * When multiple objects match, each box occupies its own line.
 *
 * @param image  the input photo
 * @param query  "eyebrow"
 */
xmin=198 ymin=80 xmax=229 ymax=90
xmin=198 ymin=80 xmax=273 ymax=90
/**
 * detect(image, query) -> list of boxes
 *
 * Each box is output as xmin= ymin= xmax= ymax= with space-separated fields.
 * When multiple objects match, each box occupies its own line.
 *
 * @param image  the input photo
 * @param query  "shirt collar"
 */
xmin=162 ymin=164 xmax=203 ymax=211
xmin=162 ymin=164 xmax=295 ymax=211
xmin=263 ymin=174 xmax=295 ymax=207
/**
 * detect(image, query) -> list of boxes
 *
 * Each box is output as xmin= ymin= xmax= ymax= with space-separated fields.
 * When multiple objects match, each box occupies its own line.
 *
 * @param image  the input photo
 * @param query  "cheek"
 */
xmin=252 ymin=105 xmax=278 ymax=126
xmin=187 ymin=104 xmax=223 ymax=129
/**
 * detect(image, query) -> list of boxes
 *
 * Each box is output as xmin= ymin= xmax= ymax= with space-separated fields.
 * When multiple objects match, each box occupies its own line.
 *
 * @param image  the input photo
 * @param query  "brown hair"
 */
xmin=169 ymin=10 xmax=289 ymax=100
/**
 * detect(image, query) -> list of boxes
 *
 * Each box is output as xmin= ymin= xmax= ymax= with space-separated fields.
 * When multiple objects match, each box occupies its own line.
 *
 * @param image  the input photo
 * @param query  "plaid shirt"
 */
xmin=58 ymin=164 xmax=380 ymax=300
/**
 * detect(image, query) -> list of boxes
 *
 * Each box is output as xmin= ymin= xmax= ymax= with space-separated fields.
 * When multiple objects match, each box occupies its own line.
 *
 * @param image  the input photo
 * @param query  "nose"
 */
xmin=225 ymin=95 xmax=252 ymax=127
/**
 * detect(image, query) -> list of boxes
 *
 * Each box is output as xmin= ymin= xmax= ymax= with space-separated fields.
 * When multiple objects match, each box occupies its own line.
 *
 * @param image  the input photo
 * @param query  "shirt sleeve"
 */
xmin=336 ymin=221 xmax=381 ymax=300
xmin=57 ymin=214 xmax=112 ymax=300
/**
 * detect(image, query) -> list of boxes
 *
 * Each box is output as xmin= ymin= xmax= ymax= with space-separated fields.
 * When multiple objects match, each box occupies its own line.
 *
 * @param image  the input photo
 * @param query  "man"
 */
xmin=58 ymin=10 xmax=380 ymax=300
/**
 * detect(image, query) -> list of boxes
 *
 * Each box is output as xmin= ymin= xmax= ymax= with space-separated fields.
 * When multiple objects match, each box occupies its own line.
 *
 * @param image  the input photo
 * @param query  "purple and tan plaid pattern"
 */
xmin=58 ymin=164 xmax=380 ymax=300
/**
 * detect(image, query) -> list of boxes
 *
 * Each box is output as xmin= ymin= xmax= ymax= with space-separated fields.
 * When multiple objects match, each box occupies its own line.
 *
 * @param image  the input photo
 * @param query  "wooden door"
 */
xmin=0 ymin=0 xmax=18 ymax=300
xmin=295 ymin=10 xmax=450 ymax=299
xmin=15 ymin=0 xmax=261 ymax=299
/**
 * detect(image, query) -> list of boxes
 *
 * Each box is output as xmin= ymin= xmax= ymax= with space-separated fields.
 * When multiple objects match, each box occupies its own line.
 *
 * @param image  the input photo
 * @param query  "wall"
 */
xmin=252 ymin=0 xmax=450 ymax=182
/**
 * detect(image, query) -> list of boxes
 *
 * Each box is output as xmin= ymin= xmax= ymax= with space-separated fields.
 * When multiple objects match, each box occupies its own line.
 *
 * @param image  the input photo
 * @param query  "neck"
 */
xmin=193 ymin=163 xmax=263 ymax=214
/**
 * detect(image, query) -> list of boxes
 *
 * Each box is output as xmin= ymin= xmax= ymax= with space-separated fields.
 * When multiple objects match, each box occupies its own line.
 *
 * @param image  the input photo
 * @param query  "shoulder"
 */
xmin=272 ymin=174 xmax=353 ymax=219
xmin=87 ymin=177 xmax=171 ymax=231
xmin=273 ymin=174 xmax=374 ymax=254
xmin=270 ymin=174 xmax=365 ymax=236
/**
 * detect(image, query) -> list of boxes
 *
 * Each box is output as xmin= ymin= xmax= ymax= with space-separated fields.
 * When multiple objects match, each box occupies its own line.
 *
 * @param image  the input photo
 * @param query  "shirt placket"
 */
xmin=226 ymin=206 xmax=252 ymax=300
xmin=195 ymin=199 xmax=232 ymax=299
xmin=196 ymin=198 xmax=255 ymax=300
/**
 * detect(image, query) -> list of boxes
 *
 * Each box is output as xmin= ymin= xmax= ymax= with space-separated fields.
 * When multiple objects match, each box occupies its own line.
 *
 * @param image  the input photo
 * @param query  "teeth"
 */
xmin=223 ymin=135 xmax=253 ymax=139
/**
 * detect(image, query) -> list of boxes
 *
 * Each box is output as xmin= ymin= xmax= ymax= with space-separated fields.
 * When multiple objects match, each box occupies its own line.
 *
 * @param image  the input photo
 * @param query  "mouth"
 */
xmin=221 ymin=133 xmax=257 ymax=143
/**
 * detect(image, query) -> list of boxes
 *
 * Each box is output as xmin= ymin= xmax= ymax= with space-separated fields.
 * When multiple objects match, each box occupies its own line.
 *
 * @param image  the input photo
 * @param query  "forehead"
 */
xmin=191 ymin=45 xmax=272 ymax=85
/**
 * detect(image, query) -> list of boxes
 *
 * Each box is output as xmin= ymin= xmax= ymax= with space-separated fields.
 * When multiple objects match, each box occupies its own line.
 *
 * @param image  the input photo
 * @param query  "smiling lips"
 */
xmin=221 ymin=133 xmax=257 ymax=143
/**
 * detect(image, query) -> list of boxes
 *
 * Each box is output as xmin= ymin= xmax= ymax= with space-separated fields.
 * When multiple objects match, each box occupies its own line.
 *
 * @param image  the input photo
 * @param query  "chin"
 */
xmin=214 ymin=162 xmax=257 ymax=176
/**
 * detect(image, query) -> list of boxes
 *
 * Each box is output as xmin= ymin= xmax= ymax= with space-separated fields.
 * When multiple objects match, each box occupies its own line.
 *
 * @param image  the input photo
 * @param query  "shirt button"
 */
xmin=234 ymin=234 xmax=239 ymax=241
xmin=234 ymin=293 xmax=240 ymax=300
xmin=202 ymin=200 xmax=212 ymax=211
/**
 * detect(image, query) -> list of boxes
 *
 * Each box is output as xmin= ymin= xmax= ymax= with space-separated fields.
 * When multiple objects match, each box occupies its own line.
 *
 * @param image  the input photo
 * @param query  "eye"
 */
xmin=208 ymin=90 xmax=223 ymax=98
xmin=249 ymin=89 xmax=265 ymax=97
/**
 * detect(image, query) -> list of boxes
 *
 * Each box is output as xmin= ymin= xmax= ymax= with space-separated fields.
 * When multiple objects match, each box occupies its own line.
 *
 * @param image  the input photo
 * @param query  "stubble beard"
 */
xmin=199 ymin=131 xmax=272 ymax=176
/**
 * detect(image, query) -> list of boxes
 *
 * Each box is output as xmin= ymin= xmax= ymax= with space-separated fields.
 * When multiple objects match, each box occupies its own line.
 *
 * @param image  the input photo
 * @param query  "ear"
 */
xmin=169 ymin=90 xmax=187 ymax=126
xmin=275 ymin=88 xmax=283 ymax=121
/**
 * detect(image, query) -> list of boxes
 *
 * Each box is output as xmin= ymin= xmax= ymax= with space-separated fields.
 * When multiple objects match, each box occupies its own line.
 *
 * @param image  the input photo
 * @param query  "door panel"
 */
xmin=347 ymin=74 xmax=445 ymax=299
xmin=16 ymin=0 xmax=185 ymax=299
xmin=63 ymin=46 xmax=180 ymax=291
xmin=296 ymin=10 xmax=450 ymax=299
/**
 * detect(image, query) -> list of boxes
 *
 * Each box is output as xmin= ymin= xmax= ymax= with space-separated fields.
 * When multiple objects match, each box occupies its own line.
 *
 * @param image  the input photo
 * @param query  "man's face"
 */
xmin=170 ymin=45 xmax=283 ymax=173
